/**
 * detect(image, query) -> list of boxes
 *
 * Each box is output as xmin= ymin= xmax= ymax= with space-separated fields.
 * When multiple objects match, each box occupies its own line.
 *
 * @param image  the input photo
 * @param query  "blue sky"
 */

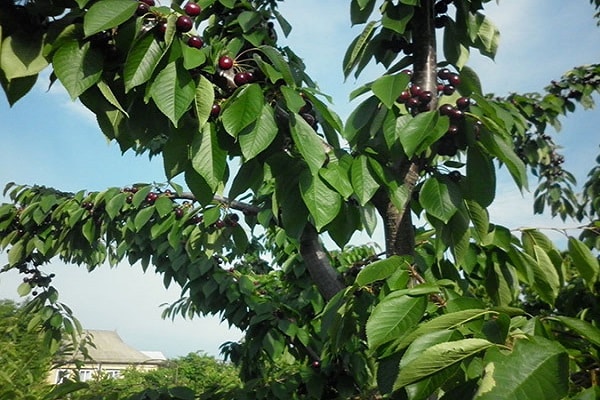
xmin=1 ymin=0 xmax=599 ymax=358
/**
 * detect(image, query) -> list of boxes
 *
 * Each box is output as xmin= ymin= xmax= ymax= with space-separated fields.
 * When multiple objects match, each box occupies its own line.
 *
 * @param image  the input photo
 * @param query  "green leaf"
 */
xmin=474 ymin=12 xmax=500 ymax=59
xmin=465 ymin=144 xmax=496 ymax=207
xmin=17 ymin=281 xmax=31 ymax=297
xmin=239 ymin=104 xmax=277 ymax=160
xmin=465 ymin=200 xmax=489 ymax=243
xmin=222 ymin=83 xmax=264 ymax=137
xmin=551 ymin=316 xmax=600 ymax=347
xmin=290 ymin=114 xmax=327 ymax=175
xmin=273 ymin=10 xmax=292 ymax=37
xmin=395 ymin=339 xmax=494 ymax=390
xmin=568 ymin=237 xmax=599 ymax=290
xmin=43 ymin=381 xmax=89 ymax=400
xmin=458 ymin=65 xmax=483 ymax=96
xmin=371 ymin=73 xmax=410 ymax=109
xmin=83 ymin=0 xmax=138 ymax=37
xmin=356 ymin=255 xmax=410 ymax=286
xmin=394 ymin=309 xmax=496 ymax=351
xmin=280 ymin=86 xmax=305 ymax=113
xmin=0 ymin=32 xmax=48 ymax=80
xmin=350 ymin=0 xmax=376 ymax=25
xmin=532 ymin=245 xmax=560 ymax=305
xmin=191 ymin=124 xmax=227 ymax=192
xmin=366 ymin=293 xmax=426 ymax=349
xmin=398 ymin=111 xmax=442 ymax=157
xmin=351 ymin=155 xmax=380 ymax=206
xmin=478 ymin=131 xmax=528 ymax=191
xmin=106 ymin=192 xmax=127 ymax=219
xmin=381 ymin=4 xmax=414 ymax=34
xmin=474 ymin=337 xmax=568 ymax=400
xmin=344 ymin=95 xmax=380 ymax=143
xmin=443 ymin=19 xmax=470 ymax=68
xmin=163 ymin=131 xmax=191 ymax=180
xmin=0 ymin=74 xmax=38 ymax=106
xmin=319 ymin=164 xmax=353 ymax=199
xmin=53 ymin=40 xmax=103 ymax=99
xmin=8 ymin=240 xmax=24 ymax=266
xmin=343 ymin=21 xmax=377 ymax=78
xmin=134 ymin=206 xmax=155 ymax=231
xmin=149 ymin=62 xmax=196 ymax=127
xmin=194 ymin=75 xmax=214 ymax=129
xmin=237 ymin=11 xmax=262 ymax=32
xmin=420 ymin=176 xmax=461 ymax=224
xmin=299 ymin=170 xmax=342 ymax=231
xmin=154 ymin=196 xmax=173 ymax=218
xmin=124 ymin=34 xmax=167 ymax=92
xmin=402 ymin=330 xmax=464 ymax=400
xmin=259 ymin=45 xmax=295 ymax=86
xmin=97 ymin=80 xmax=128 ymax=115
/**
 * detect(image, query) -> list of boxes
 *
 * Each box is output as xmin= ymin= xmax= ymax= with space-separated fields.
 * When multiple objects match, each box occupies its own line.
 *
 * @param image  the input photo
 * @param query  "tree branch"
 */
xmin=299 ymin=224 xmax=345 ymax=301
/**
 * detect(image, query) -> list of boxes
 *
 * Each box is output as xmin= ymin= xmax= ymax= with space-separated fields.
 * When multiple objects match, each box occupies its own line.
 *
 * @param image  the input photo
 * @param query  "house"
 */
xmin=48 ymin=329 xmax=167 ymax=383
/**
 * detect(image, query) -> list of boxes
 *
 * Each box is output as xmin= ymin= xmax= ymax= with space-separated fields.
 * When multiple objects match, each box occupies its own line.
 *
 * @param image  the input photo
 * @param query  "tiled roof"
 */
xmin=73 ymin=330 xmax=164 ymax=365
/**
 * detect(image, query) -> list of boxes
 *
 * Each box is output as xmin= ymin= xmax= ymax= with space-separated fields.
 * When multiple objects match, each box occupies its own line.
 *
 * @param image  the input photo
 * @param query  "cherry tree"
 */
xmin=0 ymin=0 xmax=599 ymax=398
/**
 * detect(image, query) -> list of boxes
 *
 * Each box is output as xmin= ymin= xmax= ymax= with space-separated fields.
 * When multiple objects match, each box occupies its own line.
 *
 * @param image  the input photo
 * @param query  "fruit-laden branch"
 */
xmin=175 ymin=192 xmax=262 ymax=215
xmin=182 ymin=191 xmax=345 ymax=300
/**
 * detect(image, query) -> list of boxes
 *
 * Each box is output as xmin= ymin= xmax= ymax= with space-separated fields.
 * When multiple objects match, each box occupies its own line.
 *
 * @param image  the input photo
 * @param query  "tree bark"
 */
xmin=299 ymin=224 xmax=345 ymax=301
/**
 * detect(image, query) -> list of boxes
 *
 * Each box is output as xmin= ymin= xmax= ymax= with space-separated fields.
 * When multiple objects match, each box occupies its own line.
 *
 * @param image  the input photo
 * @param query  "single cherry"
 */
xmin=456 ymin=97 xmax=470 ymax=110
xmin=409 ymin=84 xmax=422 ymax=97
xmin=136 ymin=2 xmax=150 ymax=16
xmin=443 ymin=85 xmax=456 ymax=95
xmin=187 ymin=36 xmax=203 ymax=49
xmin=397 ymin=91 xmax=411 ymax=103
xmin=448 ymin=73 xmax=461 ymax=86
xmin=210 ymin=103 xmax=221 ymax=117
xmin=176 ymin=15 xmax=194 ymax=32
xmin=218 ymin=55 xmax=234 ymax=70
xmin=184 ymin=2 xmax=201 ymax=17
xmin=439 ymin=104 xmax=454 ymax=116
xmin=437 ymin=68 xmax=451 ymax=80
xmin=419 ymin=91 xmax=433 ymax=104
xmin=234 ymin=72 xmax=250 ymax=86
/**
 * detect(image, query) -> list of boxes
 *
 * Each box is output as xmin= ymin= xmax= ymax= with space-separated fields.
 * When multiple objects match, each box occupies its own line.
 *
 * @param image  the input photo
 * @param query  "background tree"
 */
xmin=0 ymin=0 xmax=599 ymax=399
xmin=0 ymin=299 xmax=53 ymax=398
xmin=67 ymin=351 xmax=241 ymax=399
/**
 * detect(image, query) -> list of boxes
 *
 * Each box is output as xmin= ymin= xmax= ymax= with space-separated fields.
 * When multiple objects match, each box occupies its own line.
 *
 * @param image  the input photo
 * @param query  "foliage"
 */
xmin=0 ymin=299 xmax=87 ymax=400
xmin=66 ymin=352 xmax=241 ymax=399
xmin=0 ymin=0 xmax=600 ymax=399
xmin=0 ymin=299 xmax=53 ymax=398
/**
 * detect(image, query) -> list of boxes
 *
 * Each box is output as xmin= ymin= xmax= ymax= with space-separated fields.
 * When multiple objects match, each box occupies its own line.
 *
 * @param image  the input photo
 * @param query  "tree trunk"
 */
xmin=375 ymin=0 xmax=437 ymax=257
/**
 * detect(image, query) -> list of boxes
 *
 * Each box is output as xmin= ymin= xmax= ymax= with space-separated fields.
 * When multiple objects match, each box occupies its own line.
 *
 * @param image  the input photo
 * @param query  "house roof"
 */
xmin=76 ymin=330 xmax=165 ymax=365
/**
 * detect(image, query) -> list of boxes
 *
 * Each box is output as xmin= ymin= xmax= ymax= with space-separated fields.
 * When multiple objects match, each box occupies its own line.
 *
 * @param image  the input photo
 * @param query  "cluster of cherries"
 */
xmin=515 ymin=135 xmax=565 ymax=179
xmin=397 ymin=67 xmax=482 ymax=157
xmin=120 ymin=187 xmax=240 ymax=229
xmin=20 ymin=263 xmax=55 ymax=296
xmin=434 ymin=0 xmax=454 ymax=28
xmin=136 ymin=0 xmax=205 ymax=49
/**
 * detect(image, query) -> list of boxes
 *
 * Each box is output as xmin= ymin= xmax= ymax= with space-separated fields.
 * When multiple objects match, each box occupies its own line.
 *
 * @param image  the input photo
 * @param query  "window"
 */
xmin=78 ymin=369 xmax=94 ymax=382
xmin=104 ymin=369 xmax=122 ymax=379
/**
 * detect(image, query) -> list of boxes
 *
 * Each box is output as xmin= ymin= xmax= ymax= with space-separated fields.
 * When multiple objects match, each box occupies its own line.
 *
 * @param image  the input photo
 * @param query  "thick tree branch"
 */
xmin=299 ymin=224 xmax=345 ymax=301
